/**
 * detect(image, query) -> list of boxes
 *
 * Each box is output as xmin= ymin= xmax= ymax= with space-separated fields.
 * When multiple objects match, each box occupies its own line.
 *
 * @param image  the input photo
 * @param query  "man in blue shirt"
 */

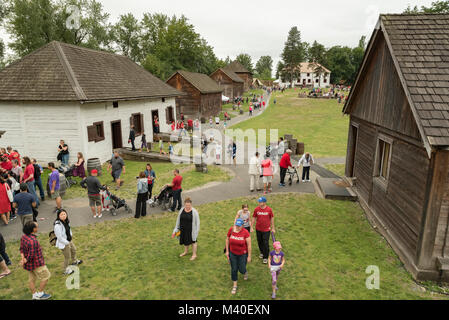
xmin=13 ymin=184 xmax=36 ymax=226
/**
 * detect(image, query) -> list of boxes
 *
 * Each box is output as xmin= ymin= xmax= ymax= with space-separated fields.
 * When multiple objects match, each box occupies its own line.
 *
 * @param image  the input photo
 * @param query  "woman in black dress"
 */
xmin=172 ymin=198 xmax=200 ymax=261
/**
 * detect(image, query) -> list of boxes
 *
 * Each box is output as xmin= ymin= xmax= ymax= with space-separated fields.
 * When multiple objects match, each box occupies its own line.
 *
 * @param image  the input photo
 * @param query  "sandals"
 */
xmin=231 ymin=286 xmax=238 ymax=295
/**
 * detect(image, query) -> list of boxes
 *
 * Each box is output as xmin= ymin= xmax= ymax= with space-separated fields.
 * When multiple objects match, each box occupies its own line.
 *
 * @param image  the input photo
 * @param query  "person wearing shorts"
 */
xmin=109 ymin=151 xmax=125 ymax=190
xmin=20 ymin=221 xmax=51 ymax=300
xmin=261 ymin=156 xmax=274 ymax=195
xmin=80 ymin=170 xmax=103 ymax=219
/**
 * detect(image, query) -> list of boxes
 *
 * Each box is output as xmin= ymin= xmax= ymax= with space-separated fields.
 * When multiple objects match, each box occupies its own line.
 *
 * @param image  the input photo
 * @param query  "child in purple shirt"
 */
xmin=268 ymin=241 xmax=285 ymax=300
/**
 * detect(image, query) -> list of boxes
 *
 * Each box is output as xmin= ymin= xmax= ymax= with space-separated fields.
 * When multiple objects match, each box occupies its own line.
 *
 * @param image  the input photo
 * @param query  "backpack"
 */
xmin=49 ymin=231 xmax=57 ymax=247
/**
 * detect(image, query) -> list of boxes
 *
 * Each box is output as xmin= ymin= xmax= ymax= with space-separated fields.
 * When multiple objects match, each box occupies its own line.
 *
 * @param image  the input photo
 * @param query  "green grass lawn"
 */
xmin=40 ymin=161 xmax=231 ymax=201
xmin=230 ymin=89 xmax=349 ymax=158
xmin=1 ymin=193 xmax=445 ymax=300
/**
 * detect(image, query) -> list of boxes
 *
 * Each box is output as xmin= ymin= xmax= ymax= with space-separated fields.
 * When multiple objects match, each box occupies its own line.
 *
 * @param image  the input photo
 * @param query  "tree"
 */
xmin=236 ymin=53 xmax=254 ymax=73
xmin=140 ymin=13 xmax=220 ymax=78
xmin=281 ymin=26 xmax=306 ymax=84
xmin=404 ymin=0 xmax=449 ymax=13
xmin=6 ymin=0 xmax=111 ymax=56
xmin=308 ymin=41 xmax=326 ymax=64
xmin=312 ymin=62 xmax=327 ymax=88
xmin=112 ymin=13 xmax=142 ymax=62
xmin=324 ymin=46 xmax=353 ymax=84
xmin=55 ymin=0 xmax=111 ymax=50
xmin=255 ymin=55 xmax=273 ymax=79
xmin=276 ymin=61 xmax=284 ymax=80
xmin=349 ymin=36 xmax=366 ymax=84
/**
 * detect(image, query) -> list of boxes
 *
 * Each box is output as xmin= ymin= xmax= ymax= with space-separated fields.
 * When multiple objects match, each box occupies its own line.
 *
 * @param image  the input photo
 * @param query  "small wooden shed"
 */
xmin=224 ymin=61 xmax=253 ymax=91
xmin=343 ymin=14 xmax=449 ymax=281
xmin=210 ymin=68 xmax=244 ymax=100
xmin=166 ymin=70 xmax=223 ymax=119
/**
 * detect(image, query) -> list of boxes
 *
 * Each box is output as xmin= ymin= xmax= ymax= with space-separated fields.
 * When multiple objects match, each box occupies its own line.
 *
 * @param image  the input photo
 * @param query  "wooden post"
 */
xmin=416 ymin=150 xmax=449 ymax=269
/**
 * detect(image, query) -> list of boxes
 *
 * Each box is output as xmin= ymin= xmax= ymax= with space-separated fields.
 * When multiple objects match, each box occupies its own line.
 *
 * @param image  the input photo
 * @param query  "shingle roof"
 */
xmin=0 ymin=41 xmax=183 ymax=102
xmin=294 ymin=62 xmax=331 ymax=74
xmin=224 ymin=61 xmax=252 ymax=74
xmin=214 ymin=68 xmax=244 ymax=83
xmin=381 ymin=14 xmax=449 ymax=147
xmin=168 ymin=70 xmax=223 ymax=94
xmin=344 ymin=14 xmax=449 ymax=152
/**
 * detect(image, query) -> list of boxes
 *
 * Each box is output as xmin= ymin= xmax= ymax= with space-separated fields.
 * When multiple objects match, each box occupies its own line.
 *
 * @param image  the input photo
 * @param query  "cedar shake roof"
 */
xmin=344 ymin=13 xmax=449 ymax=154
xmin=295 ymin=62 xmax=331 ymax=74
xmin=212 ymin=68 xmax=244 ymax=83
xmin=224 ymin=61 xmax=252 ymax=74
xmin=168 ymin=70 xmax=223 ymax=94
xmin=0 ymin=41 xmax=183 ymax=103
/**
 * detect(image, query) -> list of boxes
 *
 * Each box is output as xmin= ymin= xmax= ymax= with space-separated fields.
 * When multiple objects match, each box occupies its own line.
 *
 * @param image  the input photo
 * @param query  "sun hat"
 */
xmin=235 ymin=219 xmax=244 ymax=227
xmin=273 ymin=242 xmax=282 ymax=250
xmin=258 ymin=196 xmax=267 ymax=203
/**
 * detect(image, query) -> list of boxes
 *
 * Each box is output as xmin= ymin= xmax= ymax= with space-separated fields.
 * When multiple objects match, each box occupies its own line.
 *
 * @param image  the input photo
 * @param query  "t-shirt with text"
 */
xmin=253 ymin=206 xmax=274 ymax=232
xmin=227 ymin=227 xmax=250 ymax=256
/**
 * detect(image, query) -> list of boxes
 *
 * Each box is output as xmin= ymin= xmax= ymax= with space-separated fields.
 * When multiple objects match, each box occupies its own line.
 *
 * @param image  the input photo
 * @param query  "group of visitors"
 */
xmin=247 ymin=137 xmax=315 ymax=193
xmin=225 ymin=197 xmax=284 ymax=299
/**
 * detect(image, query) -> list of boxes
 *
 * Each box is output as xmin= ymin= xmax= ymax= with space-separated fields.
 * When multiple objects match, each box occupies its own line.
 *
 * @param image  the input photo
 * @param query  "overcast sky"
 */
xmin=0 ymin=0 xmax=435 ymax=71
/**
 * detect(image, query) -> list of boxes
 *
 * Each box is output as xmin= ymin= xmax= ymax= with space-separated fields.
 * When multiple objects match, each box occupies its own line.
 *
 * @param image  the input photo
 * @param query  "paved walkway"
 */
xmin=1 ymin=92 xmax=343 ymax=242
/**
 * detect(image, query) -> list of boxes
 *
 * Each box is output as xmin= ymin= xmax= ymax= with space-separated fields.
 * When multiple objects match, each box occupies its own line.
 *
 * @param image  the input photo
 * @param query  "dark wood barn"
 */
xmin=166 ymin=70 xmax=223 ymax=119
xmin=343 ymin=14 xmax=449 ymax=281
xmin=224 ymin=61 xmax=253 ymax=91
xmin=210 ymin=68 xmax=244 ymax=100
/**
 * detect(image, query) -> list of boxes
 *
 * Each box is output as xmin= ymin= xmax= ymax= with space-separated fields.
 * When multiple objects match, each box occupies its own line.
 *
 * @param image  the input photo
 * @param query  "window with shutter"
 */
xmin=87 ymin=126 xmax=96 ymax=142
xmin=94 ymin=122 xmax=105 ymax=142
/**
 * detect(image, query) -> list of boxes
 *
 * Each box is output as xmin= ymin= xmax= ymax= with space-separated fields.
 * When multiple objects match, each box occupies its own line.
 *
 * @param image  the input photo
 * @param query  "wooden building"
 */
xmin=0 ymin=41 xmax=183 ymax=164
xmin=224 ymin=61 xmax=253 ymax=91
xmin=166 ymin=70 xmax=223 ymax=119
xmin=210 ymin=68 xmax=244 ymax=100
xmin=343 ymin=14 xmax=449 ymax=281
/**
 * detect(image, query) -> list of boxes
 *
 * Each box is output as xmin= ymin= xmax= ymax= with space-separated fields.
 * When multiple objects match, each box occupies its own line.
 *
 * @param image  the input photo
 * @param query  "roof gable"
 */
xmin=0 ymin=41 xmax=183 ymax=102
xmin=344 ymin=13 xmax=449 ymax=156
xmin=168 ymin=70 xmax=222 ymax=94
xmin=211 ymin=68 xmax=244 ymax=83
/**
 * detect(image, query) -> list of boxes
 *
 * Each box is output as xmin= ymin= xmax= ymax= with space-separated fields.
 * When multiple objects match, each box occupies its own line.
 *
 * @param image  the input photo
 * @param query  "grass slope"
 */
xmin=230 ymin=89 xmax=349 ymax=158
xmin=1 ymin=194 xmax=443 ymax=300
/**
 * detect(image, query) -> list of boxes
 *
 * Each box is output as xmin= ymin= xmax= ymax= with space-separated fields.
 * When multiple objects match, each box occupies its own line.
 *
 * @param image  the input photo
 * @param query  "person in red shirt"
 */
xmin=226 ymin=219 xmax=252 ymax=295
xmin=279 ymin=149 xmax=293 ymax=187
xmin=187 ymin=119 xmax=193 ymax=133
xmin=167 ymin=169 xmax=183 ymax=212
xmin=22 ymin=157 xmax=40 ymax=207
xmin=7 ymin=147 xmax=20 ymax=166
xmin=171 ymin=121 xmax=176 ymax=132
xmin=0 ymin=156 xmax=12 ymax=173
xmin=251 ymin=197 xmax=275 ymax=264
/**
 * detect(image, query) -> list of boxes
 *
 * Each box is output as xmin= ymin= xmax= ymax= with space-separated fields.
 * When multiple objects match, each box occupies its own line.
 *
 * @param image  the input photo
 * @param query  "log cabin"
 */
xmin=166 ymin=70 xmax=223 ymax=120
xmin=343 ymin=14 xmax=449 ymax=281
xmin=0 ymin=41 xmax=184 ymax=164
xmin=224 ymin=61 xmax=253 ymax=91
xmin=210 ymin=68 xmax=244 ymax=100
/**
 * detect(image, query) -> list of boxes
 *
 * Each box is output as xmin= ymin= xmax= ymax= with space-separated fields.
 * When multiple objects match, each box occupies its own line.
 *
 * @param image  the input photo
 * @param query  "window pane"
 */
xmin=381 ymin=143 xmax=391 ymax=179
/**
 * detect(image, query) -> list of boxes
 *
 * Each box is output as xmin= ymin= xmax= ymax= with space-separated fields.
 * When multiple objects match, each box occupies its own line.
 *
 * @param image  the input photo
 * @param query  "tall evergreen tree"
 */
xmin=281 ymin=26 xmax=306 ymax=83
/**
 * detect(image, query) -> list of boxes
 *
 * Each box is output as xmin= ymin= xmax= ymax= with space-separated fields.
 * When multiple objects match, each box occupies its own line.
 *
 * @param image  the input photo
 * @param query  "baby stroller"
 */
xmin=149 ymin=185 xmax=173 ymax=210
xmin=58 ymin=164 xmax=77 ymax=188
xmin=103 ymin=188 xmax=132 ymax=216
xmin=287 ymin=167 xmax=301 ymax=186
